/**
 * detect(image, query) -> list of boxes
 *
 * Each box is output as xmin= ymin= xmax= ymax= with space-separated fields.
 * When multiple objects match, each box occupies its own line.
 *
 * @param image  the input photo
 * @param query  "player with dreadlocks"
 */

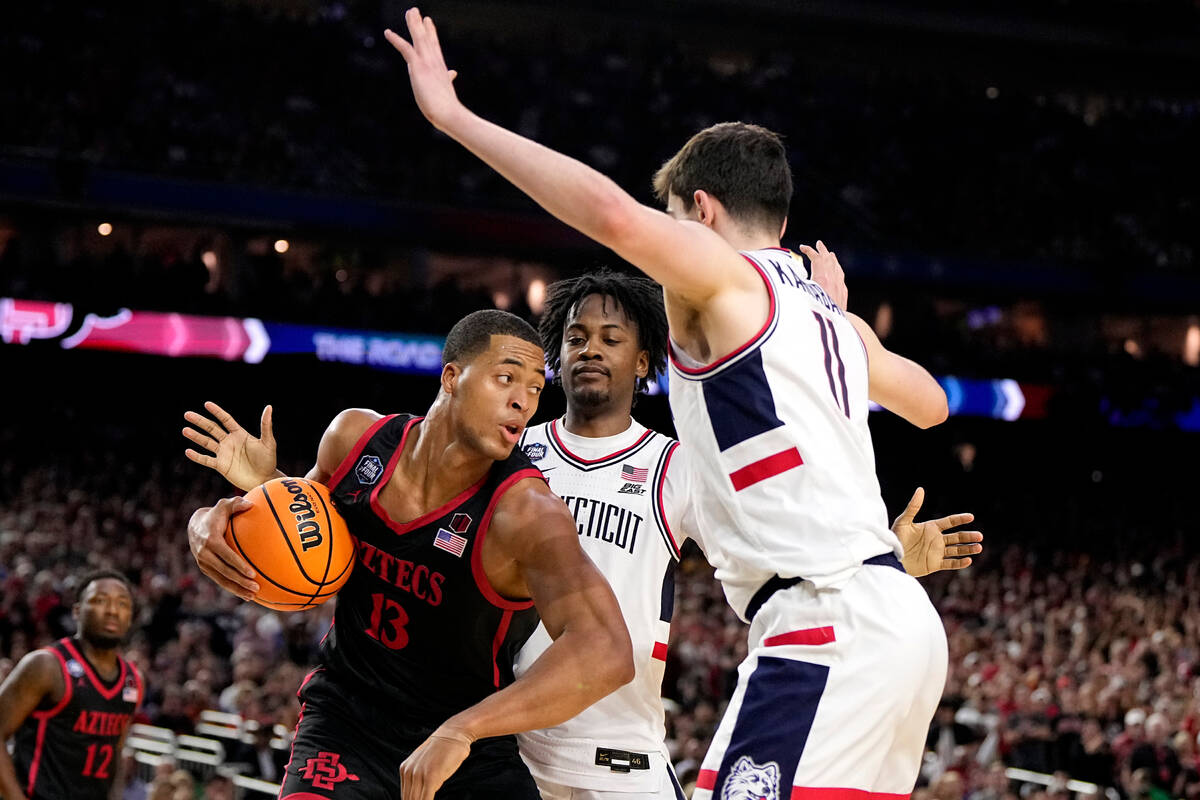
xmin=512 ymin=269 xmax=980 ymax=800
xmin=513 ymin=267 xmax=692 ymax=799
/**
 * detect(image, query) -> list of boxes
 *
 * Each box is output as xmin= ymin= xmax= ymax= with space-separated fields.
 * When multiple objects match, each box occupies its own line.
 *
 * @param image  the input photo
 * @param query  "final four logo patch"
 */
xmin=523 ymin=443 xmax=546 ymax=462
xmin=355 ymin=455 xmax=383 ymax=485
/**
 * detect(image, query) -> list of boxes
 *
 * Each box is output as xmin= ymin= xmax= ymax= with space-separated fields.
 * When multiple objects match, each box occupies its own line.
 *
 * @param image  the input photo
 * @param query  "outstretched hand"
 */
xmin=892 ymin=487 xmax=982 ymax=577
xmin=183 ymin=401 xmax=278 ymax=492
xmin=798 ymin=240 xmax=848 ymax=310
xmin=385 ymin=8 xmax=462 ymax=131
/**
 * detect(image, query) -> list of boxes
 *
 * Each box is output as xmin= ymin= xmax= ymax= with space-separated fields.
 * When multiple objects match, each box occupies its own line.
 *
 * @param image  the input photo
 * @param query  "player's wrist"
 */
xmin=430 ymin=721 xmax=476 ymax=747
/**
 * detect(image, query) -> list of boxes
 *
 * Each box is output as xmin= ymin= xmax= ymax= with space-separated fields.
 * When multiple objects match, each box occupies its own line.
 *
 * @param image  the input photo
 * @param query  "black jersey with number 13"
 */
xmin=316 ymin=414 xmax=542 ymax=727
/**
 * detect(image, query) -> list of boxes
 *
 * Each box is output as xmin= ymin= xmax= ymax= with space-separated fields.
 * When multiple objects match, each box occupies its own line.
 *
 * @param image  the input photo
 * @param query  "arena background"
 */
xmin=1 ymin=0 xmax=1198 ymax=797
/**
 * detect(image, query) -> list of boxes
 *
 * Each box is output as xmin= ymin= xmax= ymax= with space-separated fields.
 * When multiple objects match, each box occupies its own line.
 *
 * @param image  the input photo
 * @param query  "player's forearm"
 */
xmin=439 ymin=109 xmax=639 ymax=255
xmin=438 ymin=626 xmax=633 ymax=741
xmin=871 ymin=357 xmax=948 ymax=429
xmin=0 ymin=748 xmax=29 ymax=800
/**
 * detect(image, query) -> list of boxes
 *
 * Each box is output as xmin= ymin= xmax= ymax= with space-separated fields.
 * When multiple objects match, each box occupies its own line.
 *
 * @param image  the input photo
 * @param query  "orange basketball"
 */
xmin=226 ymin=477 xmax=355 ymax=611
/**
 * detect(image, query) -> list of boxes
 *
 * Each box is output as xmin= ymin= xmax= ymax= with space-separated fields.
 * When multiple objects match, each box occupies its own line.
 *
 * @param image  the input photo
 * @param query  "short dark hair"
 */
xmin=653 ymin=122 xmax=792 ymax=234
xmin=442 ymin=309 xmax=542 ymax=366
xmin=75 ymin=569 xmax=135 ymax=603
xmin=538 ymin=269 xmax=668 ymax=398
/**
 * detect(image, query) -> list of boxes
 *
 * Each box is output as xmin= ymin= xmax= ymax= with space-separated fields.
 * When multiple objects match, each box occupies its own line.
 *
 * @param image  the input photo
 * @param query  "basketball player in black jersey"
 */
xmin=183 ymin=310 xmax=634 ymax=800
xmin=0 ymin=570 xmax=143 ymax=800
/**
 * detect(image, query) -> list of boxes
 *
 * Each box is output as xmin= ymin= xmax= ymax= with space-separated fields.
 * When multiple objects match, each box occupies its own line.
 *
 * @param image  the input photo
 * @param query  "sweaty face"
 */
xmin=450 ymin=335 xmax=546 ymax=461
xmin=560 ymin=294 xmax=648 ymax=413
xmin=75 ymin=578 xmax=134 ymax=649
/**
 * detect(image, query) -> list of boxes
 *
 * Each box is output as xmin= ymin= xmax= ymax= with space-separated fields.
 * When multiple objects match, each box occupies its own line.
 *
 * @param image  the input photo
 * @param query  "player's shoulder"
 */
xmin=320 ymin=408 xmax=411 ymax=459
xmin=490 ymin=471 xmax=570 ymax=537
xmin=325 ymin=408 xmax=387 ymax=439
xmin=3 ymin=647 xmax=63 ymax=692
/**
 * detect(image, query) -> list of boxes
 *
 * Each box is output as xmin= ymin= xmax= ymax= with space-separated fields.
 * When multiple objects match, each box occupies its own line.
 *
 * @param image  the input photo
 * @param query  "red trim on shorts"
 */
xmin=729 ymin=447 xmax=804 ymax=492
xmin=763 ymin=626 xmax=836 ymax=647
xmin=27 ymin=646 xmax=74 ymax=796
xmin=491 ymin=610 xmax=514 ymax=688
xmin=548 ymin=419 xmax=654 ymax=465
xmin=791 ymin=789 xmax=910 ymax=800
xmin=470 ymin=470 xmax=543 ymax=610
xmin=328 ymin=413 xmax=397 ymax=488
xmin=652 ymin=642 xmax=668 ymax=662
xmin=61 ymin=638 xmax=125 ymax=700
xmin=277 ymin=702 xmax=307 ymax=800
xmin=668 ymin=255 xmax=776 ymax=378
xmin=370 ymin=418 xmax=491 ymax=536
xmin=696 ymin=769 xmax=718 ymax=790
xmin=295 ymin=667 xmax=323 ymax=699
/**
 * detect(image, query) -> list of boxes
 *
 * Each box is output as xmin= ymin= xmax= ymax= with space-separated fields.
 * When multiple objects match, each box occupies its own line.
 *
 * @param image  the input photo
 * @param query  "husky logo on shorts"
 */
xmin=355 ymin=455 xmax=383 ymax=485
xmin=522 ymin=443 xmax=546 ymax=462
xmin=721 ymin=756 xmax=780 ymax=800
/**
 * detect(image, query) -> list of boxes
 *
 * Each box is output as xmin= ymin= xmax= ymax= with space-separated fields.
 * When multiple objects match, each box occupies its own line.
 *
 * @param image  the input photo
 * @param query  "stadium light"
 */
xmin=97 ymin=223 xmax=113 ymax=236
xmin=527 ymin=279 xmax=546 ymax=314
xmin=274 ymin=239 xmax=290 ymax=254
xmin=1186 ymin=322 xmax=1200 ymax=366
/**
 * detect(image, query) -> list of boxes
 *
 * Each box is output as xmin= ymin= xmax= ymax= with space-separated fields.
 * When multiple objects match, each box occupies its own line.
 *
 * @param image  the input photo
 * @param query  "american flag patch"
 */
xmin=621 ymin=464 xmax=648 ymax=483
xmin=433 ymin=528 xmax=468 ymax=557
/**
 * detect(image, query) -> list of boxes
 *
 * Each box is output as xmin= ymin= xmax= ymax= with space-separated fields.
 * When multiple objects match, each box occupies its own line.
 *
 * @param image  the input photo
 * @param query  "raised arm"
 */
xmin=186 ymin=408 xmax=382 ymax=600
xmin=384 ymin=9 xmax=753 ymax=309
xmin=398 ymin=478 xmax=633 ymax=800
xmin=0 ymin=651 xmax=62 ymax=800
xmin=848 ymin=312 xmax=948 ymax=429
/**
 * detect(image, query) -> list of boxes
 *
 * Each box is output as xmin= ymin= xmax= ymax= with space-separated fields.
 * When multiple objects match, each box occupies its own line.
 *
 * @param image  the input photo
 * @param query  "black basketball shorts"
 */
xmin=278 ymin=678 xmax=540 ymax=800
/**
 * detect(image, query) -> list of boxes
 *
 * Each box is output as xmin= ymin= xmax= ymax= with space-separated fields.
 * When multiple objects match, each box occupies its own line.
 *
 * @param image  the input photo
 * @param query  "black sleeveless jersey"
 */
xmin=13 ymin=638 xmax=143 ymax=800
xmin=315 ymin=414 xmax=543 ymax=727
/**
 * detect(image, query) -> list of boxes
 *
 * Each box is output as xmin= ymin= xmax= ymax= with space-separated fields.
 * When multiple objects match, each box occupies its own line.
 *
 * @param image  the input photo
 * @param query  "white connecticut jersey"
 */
xmin=667 ymin=247 xmax=901 ymax=619
xmin=514 ymin=418 xmax=690 ymax=793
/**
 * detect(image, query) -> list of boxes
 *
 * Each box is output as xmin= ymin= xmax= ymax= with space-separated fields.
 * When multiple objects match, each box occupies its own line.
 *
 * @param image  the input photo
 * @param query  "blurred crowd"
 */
xmin=1 ymin=0 xmax=1197 ymax=277
xmin=1 ymin=410 xmax=1197 ymax=798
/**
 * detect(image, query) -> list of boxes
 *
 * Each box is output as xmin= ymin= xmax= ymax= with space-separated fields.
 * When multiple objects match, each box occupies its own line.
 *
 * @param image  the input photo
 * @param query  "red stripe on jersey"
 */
xmin=470 ymin=469 xmax=543 ymax=611
xmin=651 ymin=642 xmax=668 ymax=661
xmin=491 ymin=610 xmax=514 ymax=688
xmin=696 ymin=769 xmax=718 ymax=790
xmin=32 ymin=646 xmax=74 ymax=719
xmin=548 ymin=419 xmax=653 ymax=465
xmin=27 ymin=646 xmax=75 ymax=796
xmin=668 ymin=255 xmax=776 ymax=377
xmin=27 ymin=718 xmax=49 ymax=796
xmin=728 ymin=447 xmax=804 ymax=492
xmin=792 ymin=789 xmax=910 ymax=800
xmin=328 ymin=413 xmax=397 ymax=488
xmin=61 ymin=638 xmax=125 ymax=701
xmin=764 ymin=626 xmax=836 ymax=648
xmin=370 ymin=418 xmax=490 ymax=536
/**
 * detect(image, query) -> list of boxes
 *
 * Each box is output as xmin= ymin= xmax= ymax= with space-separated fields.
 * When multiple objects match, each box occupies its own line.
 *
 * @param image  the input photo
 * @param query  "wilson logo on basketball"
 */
xmin=282 ymin=478 xmax=323 ymax=552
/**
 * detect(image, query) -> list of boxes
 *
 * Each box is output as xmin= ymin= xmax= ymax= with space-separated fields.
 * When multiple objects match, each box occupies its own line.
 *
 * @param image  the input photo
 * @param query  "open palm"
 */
xmin=892 ymin=487 xmax=983 ymax=577
xmin=182 ymin=401 xmax=278 ymax=492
